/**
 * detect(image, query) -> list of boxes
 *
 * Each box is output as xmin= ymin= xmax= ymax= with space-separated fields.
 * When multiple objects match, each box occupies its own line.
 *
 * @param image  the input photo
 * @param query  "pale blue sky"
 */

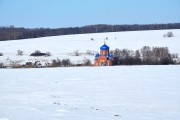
xmin=0 ymin=0 xmax=180 ymax=28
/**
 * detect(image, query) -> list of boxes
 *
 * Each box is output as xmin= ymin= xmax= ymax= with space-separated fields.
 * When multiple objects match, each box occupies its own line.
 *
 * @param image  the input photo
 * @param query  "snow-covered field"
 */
xmin=0 ymin=29 xmax=180 ymax=65
xmin=0 ymin=29 xmax=180 ymax=120
xmin=0 ymin=65 xmax=180 ymax=120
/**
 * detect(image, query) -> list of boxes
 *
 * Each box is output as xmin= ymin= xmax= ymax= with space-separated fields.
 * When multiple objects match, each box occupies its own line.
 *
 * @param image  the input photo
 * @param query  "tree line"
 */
xmin=114 ymin=46 xmax=180 ymax=65
xmin=0 ymin=23 xmax=180 ymax=41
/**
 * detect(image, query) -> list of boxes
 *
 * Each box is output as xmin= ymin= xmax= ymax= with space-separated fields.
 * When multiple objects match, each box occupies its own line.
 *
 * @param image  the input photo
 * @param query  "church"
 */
xmin=94 ymin=43 xmax=115 ymax=66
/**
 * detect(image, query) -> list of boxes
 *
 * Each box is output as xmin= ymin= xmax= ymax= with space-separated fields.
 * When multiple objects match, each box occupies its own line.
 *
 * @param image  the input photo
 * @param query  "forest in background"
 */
xmin=0 ymin=23 xmax=180 ymax=41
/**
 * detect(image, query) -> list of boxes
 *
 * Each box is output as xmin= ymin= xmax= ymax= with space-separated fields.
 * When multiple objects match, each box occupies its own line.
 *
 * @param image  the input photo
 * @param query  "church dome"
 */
xmin=95 ymin=53 xmax=100 ymax=57
xmin=100 ymin=44 xmax=109 ymax=50
xmin=108 ymin=53 xmax=114 ymax=59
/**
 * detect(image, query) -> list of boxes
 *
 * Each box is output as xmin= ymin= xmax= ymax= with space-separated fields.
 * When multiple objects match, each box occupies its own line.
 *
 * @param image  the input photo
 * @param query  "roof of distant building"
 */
xmin=95 ymin=53 xmax=100 ymax=57
xmin=100 ymin=44 xmax=109 ymax=50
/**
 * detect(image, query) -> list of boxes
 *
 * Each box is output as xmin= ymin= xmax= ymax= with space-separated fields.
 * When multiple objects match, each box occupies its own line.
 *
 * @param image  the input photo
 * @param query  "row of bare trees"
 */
xmin=114 ymin=46 xmax=179 ymax=65
xmin=49 ymin=58 xmax=92 ymax=67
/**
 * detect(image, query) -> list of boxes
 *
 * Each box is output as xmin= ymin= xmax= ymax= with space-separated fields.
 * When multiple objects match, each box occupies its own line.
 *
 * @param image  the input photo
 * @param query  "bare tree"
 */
xmin=0 ymin=63 xmax=4 ymax=68
xmin=0 ymin=52 xmax=3 ymax=56
xmin=46 ymin=52 xmax=51 ymax=57
xmin=163 ymin=31 xmax=174 ymax=37
xmin=17 ymin=50 xmax=23 ymax=56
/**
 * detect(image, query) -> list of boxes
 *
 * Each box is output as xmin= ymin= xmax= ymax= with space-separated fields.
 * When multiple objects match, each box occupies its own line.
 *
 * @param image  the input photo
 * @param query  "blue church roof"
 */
xmin=100 ymin=44 xmax=109 ymax=50
xmin=95 ymin=53 xmax=100 ymax=57
xmin=108 ymin=53 xmax=114 ymax=57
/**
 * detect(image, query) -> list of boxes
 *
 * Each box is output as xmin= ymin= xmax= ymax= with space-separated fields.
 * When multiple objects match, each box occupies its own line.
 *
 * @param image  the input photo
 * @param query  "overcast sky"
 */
xmin=0 ymin=0 xmax=180 ymax=28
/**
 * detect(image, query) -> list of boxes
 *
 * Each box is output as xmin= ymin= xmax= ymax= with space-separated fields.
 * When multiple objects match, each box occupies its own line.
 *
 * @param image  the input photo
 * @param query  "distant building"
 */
xmin=94 ymin=43 xmax=115 ymax=66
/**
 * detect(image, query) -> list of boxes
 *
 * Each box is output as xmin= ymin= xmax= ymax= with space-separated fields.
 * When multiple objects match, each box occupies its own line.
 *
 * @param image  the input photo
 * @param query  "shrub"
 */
xmin=51 ymin=58 xmax=72 ymax=67
xmin=30 ymin=52 xmax=47 ymax=56
xmin=51 ymin=58 xmax=61 ymax=67
xmin=35 ymin=50 xmax=41 ymax=53
xmin=83 ymin=58 xmax=92 ymax=66
xmin=46 ymin=52 xmax=51 ymax=57
xmin=17 ymin=50 xmax=23 ymax=56
xmin=0 ymin=52 xmax=3 ymax=56
xmin=30 ymin=50 xmax=47 ymax=56
xmin=86 ymin=50 xmax=94 ymax=55
xmin=62 ymin=59 xmax=71 ymax=67
xmin=163 ymin=31 xmax=174 ymax=37
xmin=0 ymin=63 xmax=4 ymax=68
xmin=74 ymin=50 xmax=80 ymax=56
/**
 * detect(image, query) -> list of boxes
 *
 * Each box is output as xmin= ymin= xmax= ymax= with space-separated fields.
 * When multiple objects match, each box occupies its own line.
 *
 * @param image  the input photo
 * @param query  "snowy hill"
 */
xmin=0 ymin=29 xmax=180 ymax=66
xmin=0 ymin=29 xmax=180 ymax=120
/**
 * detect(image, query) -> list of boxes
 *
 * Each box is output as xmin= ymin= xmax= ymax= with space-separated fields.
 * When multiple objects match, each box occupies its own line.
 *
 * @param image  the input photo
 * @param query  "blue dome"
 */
xmin=107 ymin=53 xmax=114 ymax=60
xmin=100 ymin=44 xmax=109 ymax=50
xmin=95 ymin=53 xmax=100 ymax=57
xmin=109 ymin=53 xmax=114 ymax=57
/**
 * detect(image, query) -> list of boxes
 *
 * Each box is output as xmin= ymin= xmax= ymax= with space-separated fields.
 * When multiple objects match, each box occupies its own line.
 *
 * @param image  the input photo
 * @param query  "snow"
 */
xmin=0 ymin=29 xmax=180 ymax=65
xmin=0 ymin=65 xmax=180 ymax=120
xmin=0 ymin=29 xmax=180 ymax=119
